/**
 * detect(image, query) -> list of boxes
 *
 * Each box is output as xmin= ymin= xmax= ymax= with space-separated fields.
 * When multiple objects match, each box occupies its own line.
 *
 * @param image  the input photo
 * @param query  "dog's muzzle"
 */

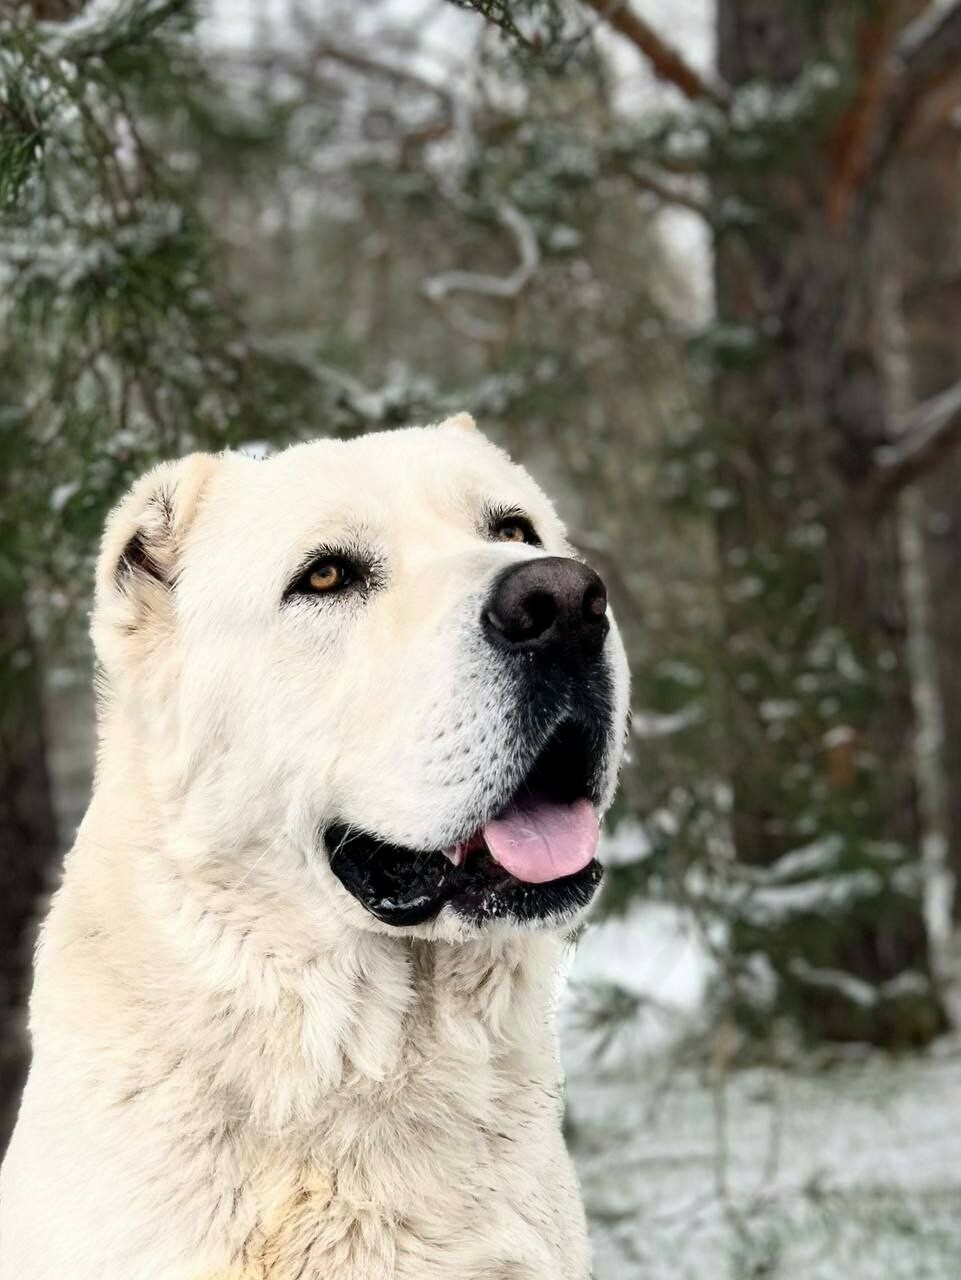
xmin=326 ymin=555 xmax=619 ymax=930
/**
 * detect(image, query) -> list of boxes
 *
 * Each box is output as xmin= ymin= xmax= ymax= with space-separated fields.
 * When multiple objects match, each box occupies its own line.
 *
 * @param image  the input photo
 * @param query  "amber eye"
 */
xmin=285 ymin=551 xmax=372 ymax=603
xmin=492 ymin=515 xmax=540 ymax=546
xmin=307 ymin=561 xmax=349 ymax=593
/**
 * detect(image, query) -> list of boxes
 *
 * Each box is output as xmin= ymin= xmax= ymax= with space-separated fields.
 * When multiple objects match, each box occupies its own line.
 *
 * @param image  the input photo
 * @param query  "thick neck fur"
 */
xmin=21 ymin=763 xmax=582 ymax=1280
xmin=36 ymin=758 xmax=566 ymax=1140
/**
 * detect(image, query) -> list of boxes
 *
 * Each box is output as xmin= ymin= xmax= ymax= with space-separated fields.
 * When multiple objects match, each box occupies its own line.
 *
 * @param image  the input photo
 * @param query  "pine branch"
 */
xmin=865 ymin=378 xmax=961 ymax=507
xmin=445 ymin=0 xmax=537 ymax=49
xmin=580 ymin=0 xmax=729 ymax=107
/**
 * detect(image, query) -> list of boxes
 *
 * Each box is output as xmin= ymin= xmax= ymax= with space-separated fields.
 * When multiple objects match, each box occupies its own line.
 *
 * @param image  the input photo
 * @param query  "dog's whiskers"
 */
xmin=230 ymin=835 xmax=285 ymax=891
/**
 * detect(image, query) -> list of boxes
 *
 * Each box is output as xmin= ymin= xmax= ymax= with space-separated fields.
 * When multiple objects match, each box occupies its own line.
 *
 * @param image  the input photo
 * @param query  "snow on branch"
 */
xmin=867 ymin=377 xmax=961 ymax=507
xmin=788 ymin=959 xmax=933 ymax=1010
xmin=422 ymin=204 xmax=540 ymax=345
xmin=899 ymin=0 xmax=961 ymax=86
xmin=581 ymin=0 xmax=729 ymax=107
xmin=423 ymin=202 xmax=539 ymax=303
xmin=877 ymin=0 xmax=961 ymax=156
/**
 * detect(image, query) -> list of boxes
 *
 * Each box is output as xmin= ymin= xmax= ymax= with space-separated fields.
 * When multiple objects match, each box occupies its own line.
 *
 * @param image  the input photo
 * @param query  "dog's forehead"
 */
xmin=218 ymin=426 xmax=558 ymax=536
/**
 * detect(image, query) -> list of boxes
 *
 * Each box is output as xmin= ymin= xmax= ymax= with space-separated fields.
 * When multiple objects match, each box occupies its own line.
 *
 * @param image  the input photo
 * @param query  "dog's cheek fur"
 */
xmin=323 ymin=624 xmax=523 ymax=853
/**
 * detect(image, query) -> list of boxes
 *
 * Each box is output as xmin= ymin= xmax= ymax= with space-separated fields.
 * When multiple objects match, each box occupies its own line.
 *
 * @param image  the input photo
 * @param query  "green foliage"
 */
xmin=0 ymin=74 xmax=44 ymax=212
xmin=1 ymin=1 xmax=399 ymax=619
xmin=446 ymin=0 xmax=594 ymax=73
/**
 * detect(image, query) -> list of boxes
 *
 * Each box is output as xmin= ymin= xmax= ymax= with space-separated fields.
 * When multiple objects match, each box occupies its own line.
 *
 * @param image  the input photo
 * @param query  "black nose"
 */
xmin=484 ymin=556 xmax=609 ymax=665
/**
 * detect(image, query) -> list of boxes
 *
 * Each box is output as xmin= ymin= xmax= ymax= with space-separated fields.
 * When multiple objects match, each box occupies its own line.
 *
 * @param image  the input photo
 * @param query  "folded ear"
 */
xmin=92 ymin=453 xmax=220 ymax=675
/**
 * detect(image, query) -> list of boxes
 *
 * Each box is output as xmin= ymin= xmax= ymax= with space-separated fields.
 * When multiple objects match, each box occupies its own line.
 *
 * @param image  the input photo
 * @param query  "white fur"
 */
xmin=0 ymin=419 xmax=629 ymax=1279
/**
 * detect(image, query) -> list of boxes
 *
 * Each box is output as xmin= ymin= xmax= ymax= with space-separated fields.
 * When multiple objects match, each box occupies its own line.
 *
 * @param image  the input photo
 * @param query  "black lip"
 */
xmin=327 ymin=829 xmax=602 ymax=927
xmin=326 ymin=827 xmax=458 ymax=926
xmin=326 ymin=717 xmax=606 ymax=927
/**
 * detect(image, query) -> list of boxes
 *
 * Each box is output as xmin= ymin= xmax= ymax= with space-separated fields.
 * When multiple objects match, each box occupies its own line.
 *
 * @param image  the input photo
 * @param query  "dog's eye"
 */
xmin=308 ymin=561 xmax=348 ymax=592
xmin=491 ymin=514 xmax=540 ymax=546
xmin=288 ymin=555 xmax=356 ymax=599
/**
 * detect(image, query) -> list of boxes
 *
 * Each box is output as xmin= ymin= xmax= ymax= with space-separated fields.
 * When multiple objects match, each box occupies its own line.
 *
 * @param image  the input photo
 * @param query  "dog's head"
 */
xmin=92 ymin=417 xmax=630 ymax=941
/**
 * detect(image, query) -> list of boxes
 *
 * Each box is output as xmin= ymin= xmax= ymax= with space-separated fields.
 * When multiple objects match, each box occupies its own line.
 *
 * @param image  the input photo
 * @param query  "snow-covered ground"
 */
xmin=565 ymin=1039 xmax=961 ymax=1280
xmin=561 ymin=844 xmax=961 ymax=1280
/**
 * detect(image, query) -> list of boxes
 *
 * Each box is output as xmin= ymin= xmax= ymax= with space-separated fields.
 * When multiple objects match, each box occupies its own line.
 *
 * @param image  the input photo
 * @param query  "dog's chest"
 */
xmin=205 ymin=1059 xmax=574 ymax=1280
xmin=11 ymin=928 xmax=589 ymax=1279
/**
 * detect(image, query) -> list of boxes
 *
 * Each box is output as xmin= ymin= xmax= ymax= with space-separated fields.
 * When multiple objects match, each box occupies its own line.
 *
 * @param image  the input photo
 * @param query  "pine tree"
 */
xmin=454 ymin=0 xmax=961 ymax=1047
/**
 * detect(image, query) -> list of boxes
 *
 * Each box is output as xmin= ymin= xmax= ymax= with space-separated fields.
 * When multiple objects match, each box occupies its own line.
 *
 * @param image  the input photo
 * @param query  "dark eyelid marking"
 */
xmin=483 ymin=502 xmax=542 ymax=546
xmin=282 ymin=541 xmax=386 ymax=603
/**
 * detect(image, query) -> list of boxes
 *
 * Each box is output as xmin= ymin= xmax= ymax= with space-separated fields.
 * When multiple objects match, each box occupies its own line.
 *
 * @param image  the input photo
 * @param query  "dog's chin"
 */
xmin=325 ymin=719 xmax=608 ymax=931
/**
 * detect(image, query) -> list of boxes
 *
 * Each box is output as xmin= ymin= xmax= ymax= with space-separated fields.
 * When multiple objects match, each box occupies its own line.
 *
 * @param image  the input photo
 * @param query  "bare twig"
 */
xmin=580 ymin=0 xmax=729 ymax=107
xmin=209 ymin=41 xmax=458 ymax=118
xmin=624 ymin=162 xmax=711 ymax=219
xmin=899 ymin=0 xmax=961 ymax=91
xmin=309 ymin=39 xmax=457 ymax=115
xmin=872 ymin=0 xmax=961 ymax=169
xmin=865 ymin=377 xmax=961 ymax=507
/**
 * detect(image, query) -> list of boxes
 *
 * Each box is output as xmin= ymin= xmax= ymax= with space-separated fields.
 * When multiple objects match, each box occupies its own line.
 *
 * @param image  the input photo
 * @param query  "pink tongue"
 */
xmin=483 ymin=797 xmax=599 ymax=885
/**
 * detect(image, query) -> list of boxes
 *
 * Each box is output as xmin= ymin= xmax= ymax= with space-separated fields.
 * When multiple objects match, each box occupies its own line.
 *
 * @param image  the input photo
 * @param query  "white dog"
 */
xmin=0 ymin=415 xmax=629 ymax=1280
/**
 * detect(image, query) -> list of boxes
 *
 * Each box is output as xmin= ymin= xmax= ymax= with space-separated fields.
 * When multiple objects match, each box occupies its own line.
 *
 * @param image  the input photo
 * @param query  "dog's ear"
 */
xmin=438 ymin=411 xmax=479 ymax=434
xmin=92 ymin=453 xmax=220 ymax=674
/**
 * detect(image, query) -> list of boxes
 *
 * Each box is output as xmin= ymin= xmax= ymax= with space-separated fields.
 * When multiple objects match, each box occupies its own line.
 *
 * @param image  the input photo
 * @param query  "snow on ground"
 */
xmin=564 ymin=1042 xmax=961 ymax=1280
xmin=561 ymin=826 xmax=961 ymax=1280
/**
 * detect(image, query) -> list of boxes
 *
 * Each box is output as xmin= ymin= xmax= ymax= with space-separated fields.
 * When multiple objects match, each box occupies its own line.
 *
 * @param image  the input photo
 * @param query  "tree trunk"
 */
xmin=0 ymin=590 xmax=58 ymax=1155
xmin=891 ymin=102 xmax=961 ymax=924
xmin=713 ymin=0 xmax=946 ymax=1046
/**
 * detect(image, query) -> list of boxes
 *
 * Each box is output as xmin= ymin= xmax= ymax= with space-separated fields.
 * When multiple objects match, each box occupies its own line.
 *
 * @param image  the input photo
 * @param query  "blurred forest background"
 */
xmin=4 ymin=0 xmax=961 ymax=1275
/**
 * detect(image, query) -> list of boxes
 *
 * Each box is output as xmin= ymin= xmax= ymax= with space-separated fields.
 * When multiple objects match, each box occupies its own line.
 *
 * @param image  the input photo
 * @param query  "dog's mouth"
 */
xmin=325 ymin=719 xmax=604 ymax=928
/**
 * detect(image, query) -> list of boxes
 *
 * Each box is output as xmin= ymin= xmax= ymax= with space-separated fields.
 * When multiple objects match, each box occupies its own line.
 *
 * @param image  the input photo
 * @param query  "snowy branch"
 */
xmin=898 ymin=0 xmax=961 ymax=141
xmin=899 ymin=0 xmax=961 ymax=93
xmin=421 ymin=204 xmax=540 ymax=346
xmin=872 ymin=0 xmax=961 ymax=165
xmin=423 ymin=202 xmax=539 ymax=303
xmin=580 ymin=0 xmax=729 ymax=107
xmin=867 ymin=377 xmax=961 ymax=507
